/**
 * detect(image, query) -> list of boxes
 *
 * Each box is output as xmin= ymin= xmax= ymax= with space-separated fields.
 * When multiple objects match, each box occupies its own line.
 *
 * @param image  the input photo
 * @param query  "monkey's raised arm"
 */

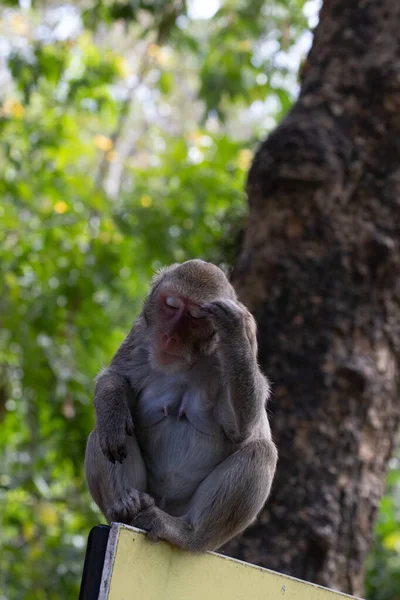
xmin=202 ymin=299 xmax=269 ymax=443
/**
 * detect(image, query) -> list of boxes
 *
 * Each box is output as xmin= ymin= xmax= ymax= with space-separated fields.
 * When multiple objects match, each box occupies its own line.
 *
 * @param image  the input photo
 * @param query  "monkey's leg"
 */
xmin=85 ymin=429 xmax=154 ymax=524
xmin=133 ymin=438 xmax=277 ymax=552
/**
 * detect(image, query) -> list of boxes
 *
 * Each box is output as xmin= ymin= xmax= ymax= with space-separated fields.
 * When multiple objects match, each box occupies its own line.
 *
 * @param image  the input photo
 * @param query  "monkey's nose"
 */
xmin=162 ymin=333 xmax=178 ymax=342
xmin=161 ymin=333 xmax=180 ymax=350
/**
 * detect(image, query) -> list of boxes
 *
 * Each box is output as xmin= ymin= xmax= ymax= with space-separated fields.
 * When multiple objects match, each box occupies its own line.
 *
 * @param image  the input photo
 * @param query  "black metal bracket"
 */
xmin=78 ymin=525 xmax=110 ymax=600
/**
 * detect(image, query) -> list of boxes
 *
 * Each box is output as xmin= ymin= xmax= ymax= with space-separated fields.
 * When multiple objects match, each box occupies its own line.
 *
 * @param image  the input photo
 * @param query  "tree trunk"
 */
xmin=224 ymin=0 xmax=400 ymax=596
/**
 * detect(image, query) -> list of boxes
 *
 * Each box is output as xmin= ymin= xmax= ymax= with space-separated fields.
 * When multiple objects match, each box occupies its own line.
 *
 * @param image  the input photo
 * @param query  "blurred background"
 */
xmin=0 ymin=1 xmax=399 ymax=599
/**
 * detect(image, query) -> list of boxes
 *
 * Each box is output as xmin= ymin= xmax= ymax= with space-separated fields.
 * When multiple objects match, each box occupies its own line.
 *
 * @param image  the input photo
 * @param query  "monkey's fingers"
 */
xmin=140 ymin=493 xmax=155 ymax=511
xmin=132 ymin=507 xmax=153 ymax=530
xmin=146 ymin=530 xmax=161 ymax=543
xmin=108 ymin=491 xmax=155 ymax=524
xmin=114 ymin=443 xmax=128 ymax=464
xmin=125 ymin=416 xmax=134 ymax=436
xmin=99 ymin=438 xmax=116 ymax=464
xmin=106 ymin=452 xmax=116 ymax=464
xmin=200 ymin=299 xmax=244 ymax=328
xmin=99 ymin=435 xmax=128 ymax=464
xmin=132 ymin=506 xmax=162 ymax=543
xmin=201 ymin=300 xmax=230 ymax=315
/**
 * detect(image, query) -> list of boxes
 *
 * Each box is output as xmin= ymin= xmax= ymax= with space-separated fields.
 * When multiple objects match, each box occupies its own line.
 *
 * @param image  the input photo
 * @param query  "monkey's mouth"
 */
xmin=155 ymin=348 xmax=185 ymax=365
xmin=160 ymin=350 xmax=180 ymax=360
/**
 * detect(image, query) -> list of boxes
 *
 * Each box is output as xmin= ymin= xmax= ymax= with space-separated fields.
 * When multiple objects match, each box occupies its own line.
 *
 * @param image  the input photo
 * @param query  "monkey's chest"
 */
xmin=135 ymin=388 xmax=233 ymax=515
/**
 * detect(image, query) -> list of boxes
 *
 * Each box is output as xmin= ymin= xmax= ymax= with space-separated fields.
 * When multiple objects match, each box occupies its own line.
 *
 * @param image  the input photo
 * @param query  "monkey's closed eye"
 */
xmin=188 ymin=306 xmax=206 ymax=319
xmin=165 ymin=296 xmax=181 ymax=309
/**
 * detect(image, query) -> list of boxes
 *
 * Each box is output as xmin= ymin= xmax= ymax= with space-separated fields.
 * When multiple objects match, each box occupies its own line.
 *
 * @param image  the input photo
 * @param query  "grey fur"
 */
xmin=85 ymin=260 xmax=277 ymax=552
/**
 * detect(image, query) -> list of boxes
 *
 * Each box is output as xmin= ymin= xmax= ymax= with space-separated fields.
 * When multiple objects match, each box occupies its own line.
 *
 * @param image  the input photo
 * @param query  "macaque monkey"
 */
xmin=85 ymin=259 xmax=277 ymax=552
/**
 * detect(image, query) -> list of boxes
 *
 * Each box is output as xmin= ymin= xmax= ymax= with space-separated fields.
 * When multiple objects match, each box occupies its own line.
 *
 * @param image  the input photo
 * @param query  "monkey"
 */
xmin=85 ymin=259 xmax=277 ymax=552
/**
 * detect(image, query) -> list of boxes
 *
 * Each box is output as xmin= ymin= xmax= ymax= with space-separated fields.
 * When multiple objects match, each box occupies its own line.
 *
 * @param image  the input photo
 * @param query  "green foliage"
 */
xmin=366 ymin=459 xmax=400 ymax=600
xmin=198 ymin=0 xmax=307 ymax=119
xmin=0 ymin=2 xmax=289 ymax=596
xmin=0 ymin=1 xmax=398 ymax=599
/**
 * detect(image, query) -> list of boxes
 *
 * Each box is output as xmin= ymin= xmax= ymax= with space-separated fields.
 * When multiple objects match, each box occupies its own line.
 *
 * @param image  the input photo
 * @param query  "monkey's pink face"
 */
xmin=152 ymin=291 xmax=216 ymax=372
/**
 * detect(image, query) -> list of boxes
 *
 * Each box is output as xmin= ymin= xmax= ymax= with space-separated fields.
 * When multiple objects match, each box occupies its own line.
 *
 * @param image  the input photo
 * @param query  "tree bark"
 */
xmin=224 ymin=0 xmax=400 ymax=596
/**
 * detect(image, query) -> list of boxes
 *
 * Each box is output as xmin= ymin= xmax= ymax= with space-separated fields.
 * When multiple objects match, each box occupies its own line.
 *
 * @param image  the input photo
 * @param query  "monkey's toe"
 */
xmin=140 ymin=492 xmax=155 ymax=510
xmin=107 ymin=490 xmax=154 ymax=524
xmin=131 ymin=506 xmax=162 ymax=538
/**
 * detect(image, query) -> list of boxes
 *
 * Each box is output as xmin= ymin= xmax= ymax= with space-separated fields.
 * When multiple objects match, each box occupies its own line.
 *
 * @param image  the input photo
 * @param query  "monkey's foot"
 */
xmin=132 ymin=506 xmax=164 ymax=542
xmin=132 ymin=507 xmax=196 ymax=549
xmin=107 ymin=490 xmax=154 ymax=524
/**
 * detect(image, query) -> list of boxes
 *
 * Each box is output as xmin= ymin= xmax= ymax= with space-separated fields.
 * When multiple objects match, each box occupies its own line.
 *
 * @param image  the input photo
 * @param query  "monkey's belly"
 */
xmin=137 ymin=418 xmax=233 ymax=516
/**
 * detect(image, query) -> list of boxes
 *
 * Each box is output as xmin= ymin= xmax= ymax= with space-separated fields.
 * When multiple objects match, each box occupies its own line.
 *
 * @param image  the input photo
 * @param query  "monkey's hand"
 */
xmin=201 ymin=299 xmax=265 ymax=442
xmin=201 ymin=299 xmax=250 ymax=348
xmin=94 ymin=369 xmax=135 ymax=464
xmin=97 ymin=408 xmax=134 ymax=464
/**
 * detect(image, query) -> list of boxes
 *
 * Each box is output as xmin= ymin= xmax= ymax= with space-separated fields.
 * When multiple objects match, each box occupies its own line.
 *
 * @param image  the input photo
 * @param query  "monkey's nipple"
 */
xmin=178 ymin=400 xmax=188 ymax=420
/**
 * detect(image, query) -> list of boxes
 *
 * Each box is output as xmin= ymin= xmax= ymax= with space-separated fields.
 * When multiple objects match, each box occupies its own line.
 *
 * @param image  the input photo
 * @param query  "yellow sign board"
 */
xmin=87 ymin=523 xmax=361 ymax=600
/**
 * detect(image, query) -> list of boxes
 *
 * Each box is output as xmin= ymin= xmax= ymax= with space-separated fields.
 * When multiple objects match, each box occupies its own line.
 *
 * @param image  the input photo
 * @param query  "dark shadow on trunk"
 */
xmin=223 ymin=0 xmax=400 ymax=596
